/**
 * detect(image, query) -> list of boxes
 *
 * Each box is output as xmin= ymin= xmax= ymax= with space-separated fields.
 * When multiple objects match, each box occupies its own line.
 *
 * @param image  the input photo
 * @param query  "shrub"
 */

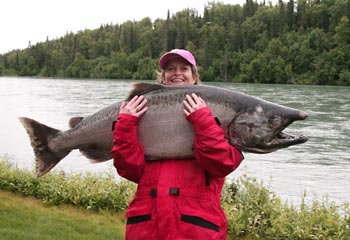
xmin=0 ymin=155 xmax=135 ymax=212
xmin=222 ymin=176 xmax=350 ymax=239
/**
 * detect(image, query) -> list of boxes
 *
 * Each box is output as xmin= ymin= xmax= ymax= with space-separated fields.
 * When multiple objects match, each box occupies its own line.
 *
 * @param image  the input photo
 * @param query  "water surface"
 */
xmin=1 ymin=77 xmax=349 ymax=206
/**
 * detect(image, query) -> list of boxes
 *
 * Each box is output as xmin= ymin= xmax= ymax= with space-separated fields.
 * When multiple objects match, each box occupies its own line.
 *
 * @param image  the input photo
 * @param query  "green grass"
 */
xmin=1 ymin=155 xmax=350 ymax=239
xmin=0 ymin=190 xmax=125 ymax=240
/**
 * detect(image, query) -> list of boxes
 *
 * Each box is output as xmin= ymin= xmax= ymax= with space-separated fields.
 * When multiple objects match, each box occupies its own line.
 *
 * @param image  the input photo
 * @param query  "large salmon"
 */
xmin=19 ymin=83 xmax=308 ymax=177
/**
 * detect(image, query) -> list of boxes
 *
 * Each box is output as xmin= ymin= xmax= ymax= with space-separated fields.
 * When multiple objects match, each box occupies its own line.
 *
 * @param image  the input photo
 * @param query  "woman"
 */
xmin=111 ymin=49 xmax=243 ymax=239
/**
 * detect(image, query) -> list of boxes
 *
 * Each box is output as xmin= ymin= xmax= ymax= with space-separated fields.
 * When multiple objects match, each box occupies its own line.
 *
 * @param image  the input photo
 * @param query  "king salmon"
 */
xmin=19 ymin=83 xmax=308 ymax=177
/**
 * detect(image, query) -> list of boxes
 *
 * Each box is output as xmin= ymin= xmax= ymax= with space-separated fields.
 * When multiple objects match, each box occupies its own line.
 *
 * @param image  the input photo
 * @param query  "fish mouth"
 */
xmin=243 ymin=132 xmax=308 ymax=154
xmin=264 ymin=111 xmax=309 ymax=152
xmin=267 ymin=131 xmax=308 ymax=151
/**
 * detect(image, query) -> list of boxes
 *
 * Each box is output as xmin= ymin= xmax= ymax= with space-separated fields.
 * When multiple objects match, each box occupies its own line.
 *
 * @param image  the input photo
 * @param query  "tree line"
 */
xmin=1 ymin=0 xmax=350 ymax=85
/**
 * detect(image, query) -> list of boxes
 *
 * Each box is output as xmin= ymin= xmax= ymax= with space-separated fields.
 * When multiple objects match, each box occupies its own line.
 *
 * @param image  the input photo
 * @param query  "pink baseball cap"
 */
xmin=159 ymin=49 xmax=197 ymax=69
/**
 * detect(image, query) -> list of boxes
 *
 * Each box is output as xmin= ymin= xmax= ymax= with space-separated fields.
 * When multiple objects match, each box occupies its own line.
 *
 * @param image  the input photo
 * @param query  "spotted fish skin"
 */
xmin=19 ymin=83 xmax=308 ymax=177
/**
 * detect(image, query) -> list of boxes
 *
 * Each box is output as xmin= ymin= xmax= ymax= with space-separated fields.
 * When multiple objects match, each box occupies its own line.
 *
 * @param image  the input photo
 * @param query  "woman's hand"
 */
xmin=119 ymin=95 xmax=148 ymax=117
xmin=183 ymin=93 xmax=206 ymax=116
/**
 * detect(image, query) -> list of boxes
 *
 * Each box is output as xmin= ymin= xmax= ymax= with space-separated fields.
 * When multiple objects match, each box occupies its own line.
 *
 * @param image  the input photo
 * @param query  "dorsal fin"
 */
xmin=127 ymin=83 xmax=164 ymax=101
xmin=69 ymin=117 xmax=84 ymax=128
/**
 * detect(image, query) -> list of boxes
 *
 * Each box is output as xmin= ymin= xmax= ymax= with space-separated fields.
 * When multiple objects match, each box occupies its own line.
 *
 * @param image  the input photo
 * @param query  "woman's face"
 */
xmin=163 ymin=58 xmax=197 ymax=86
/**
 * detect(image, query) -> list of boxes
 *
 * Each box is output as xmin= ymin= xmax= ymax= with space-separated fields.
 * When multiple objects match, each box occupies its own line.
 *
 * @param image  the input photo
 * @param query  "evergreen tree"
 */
xmin=0 ymin=0 xmax=349 ymax=85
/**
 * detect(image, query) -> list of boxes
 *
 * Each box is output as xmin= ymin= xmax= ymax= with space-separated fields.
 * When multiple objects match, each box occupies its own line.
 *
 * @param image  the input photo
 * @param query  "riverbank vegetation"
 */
xmin=1 ymin=156 xmax=349 ymax=239
xmin=1 ymin=0 xmax=349 ymax=85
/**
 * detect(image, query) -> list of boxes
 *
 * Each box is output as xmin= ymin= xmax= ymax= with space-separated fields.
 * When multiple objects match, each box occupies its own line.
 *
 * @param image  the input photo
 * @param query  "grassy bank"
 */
xmin=0 ymin=190 xmax=125 ymax=240
xmin=1 ymin=155 xmax=349 ymax=239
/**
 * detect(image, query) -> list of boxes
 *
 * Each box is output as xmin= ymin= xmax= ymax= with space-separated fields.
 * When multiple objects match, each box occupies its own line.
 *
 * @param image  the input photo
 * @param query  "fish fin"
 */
xmin=127 ymin=83 xmax=164 ymax=100
xmin=69 ymin=116 xmax=84 ymax=128
xmin=79 ymin=147 xmax=111 ymax=162
xmin=19 ymin=117 xmax=70 ymax=177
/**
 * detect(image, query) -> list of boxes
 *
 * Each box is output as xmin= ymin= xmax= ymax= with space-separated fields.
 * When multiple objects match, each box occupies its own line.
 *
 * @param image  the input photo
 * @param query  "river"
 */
xmin=1 ymin=77 xmax=349 ymax=206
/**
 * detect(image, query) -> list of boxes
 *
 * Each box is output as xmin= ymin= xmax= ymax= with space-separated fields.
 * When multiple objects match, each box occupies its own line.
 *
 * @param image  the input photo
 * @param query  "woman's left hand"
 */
xmin=183 ymin=93 xmax=207 ymax=116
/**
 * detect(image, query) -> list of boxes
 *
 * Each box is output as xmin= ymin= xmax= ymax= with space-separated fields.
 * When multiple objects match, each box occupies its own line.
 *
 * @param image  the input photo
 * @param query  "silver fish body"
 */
xmin=19 ymin=83 xmax=308 ymax=177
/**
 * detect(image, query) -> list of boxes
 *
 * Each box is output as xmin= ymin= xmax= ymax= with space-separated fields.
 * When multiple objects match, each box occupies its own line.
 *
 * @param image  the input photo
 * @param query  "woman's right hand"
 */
xmin=119 ymin=95 xmax=148 ymax=117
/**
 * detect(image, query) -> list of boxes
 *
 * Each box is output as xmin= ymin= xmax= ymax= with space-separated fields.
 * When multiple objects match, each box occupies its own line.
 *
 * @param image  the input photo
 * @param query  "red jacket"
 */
xmin=112 ymin=107 xmax=243 ymax=240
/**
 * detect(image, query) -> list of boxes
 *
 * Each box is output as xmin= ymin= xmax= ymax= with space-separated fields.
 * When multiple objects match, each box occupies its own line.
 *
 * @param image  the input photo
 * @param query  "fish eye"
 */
xmin=268 ymin=116 xmax=281 ymax=127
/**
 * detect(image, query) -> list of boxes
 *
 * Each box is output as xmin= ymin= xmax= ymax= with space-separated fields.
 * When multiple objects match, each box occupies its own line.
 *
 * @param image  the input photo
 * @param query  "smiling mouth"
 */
xmin=171 ymin=79 xmax=184 ymax=82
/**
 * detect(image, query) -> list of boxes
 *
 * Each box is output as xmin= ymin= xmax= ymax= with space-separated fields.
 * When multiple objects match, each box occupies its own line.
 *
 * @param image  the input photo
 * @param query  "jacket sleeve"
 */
xmin=111 ymin=113 xmax=145 ymax=183
xmin=186 ymin=107 xmax=243 ymax=178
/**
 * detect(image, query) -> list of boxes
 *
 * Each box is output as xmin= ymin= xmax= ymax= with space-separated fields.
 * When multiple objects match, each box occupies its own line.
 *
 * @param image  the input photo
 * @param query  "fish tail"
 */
xmin=19 ymin=117 xmax=70 ymax=177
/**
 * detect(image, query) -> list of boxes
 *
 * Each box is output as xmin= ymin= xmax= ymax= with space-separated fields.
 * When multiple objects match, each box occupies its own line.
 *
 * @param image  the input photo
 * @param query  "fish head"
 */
xmin=227 ymin=104 xmax=308 ymax=153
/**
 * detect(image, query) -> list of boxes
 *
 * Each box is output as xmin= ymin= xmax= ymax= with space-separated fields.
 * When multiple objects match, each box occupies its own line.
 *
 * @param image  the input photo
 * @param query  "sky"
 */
xmin=0 ymin=0 xmax=248 ymax=54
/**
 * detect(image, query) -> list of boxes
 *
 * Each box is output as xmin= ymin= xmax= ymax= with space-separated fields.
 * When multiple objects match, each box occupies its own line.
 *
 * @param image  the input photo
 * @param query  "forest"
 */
xmin=1 ymin=0 xmax=350 ymax=85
